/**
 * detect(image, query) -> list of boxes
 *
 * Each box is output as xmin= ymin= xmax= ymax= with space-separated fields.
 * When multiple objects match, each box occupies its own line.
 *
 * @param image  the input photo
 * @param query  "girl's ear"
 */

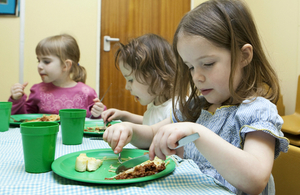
xmin=240 ymin=44 xmax=253 ymax=67
xmin=63 ymin=59 xmax=73 ymax=71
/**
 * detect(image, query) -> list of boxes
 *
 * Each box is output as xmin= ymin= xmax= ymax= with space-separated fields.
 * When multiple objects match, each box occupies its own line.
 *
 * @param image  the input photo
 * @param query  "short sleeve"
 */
xmin=237 ymin=98 xmax=289 ymax=159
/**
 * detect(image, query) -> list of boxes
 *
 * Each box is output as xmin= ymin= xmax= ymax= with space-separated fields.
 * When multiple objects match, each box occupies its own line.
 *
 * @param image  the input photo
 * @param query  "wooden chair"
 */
xmin=272 ymin=145 xmax=300 ymax=195
xmin=276 ymin=93 xmax=285 ymax=116
xmin=280 ymin=75 xmax=300 ymax=146
xmin=263 ymin=82 xmax=285 ymax=116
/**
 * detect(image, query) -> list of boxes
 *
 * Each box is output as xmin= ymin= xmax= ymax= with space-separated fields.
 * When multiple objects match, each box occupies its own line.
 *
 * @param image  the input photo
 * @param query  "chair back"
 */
xmin=276 ymin=93 xmax=285 ymax=116
xmin=272 ymin=145 xmax=300 ymax=195
xmin=295 ymin=75 xmax=300 ymax=114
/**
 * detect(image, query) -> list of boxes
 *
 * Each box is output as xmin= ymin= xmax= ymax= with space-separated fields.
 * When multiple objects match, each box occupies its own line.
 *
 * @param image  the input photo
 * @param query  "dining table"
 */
xmin=0 ymin=119 xmax=234 ymax=195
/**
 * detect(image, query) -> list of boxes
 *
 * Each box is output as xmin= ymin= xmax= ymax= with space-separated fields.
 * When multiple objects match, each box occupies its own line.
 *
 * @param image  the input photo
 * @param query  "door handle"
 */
xmin=103 ymin=36 xmax=120 ymax=51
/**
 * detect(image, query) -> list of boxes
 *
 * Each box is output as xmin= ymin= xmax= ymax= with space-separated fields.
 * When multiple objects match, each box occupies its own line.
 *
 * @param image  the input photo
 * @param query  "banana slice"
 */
xmin=87 ymin=157 xmax=103 ymax=171
xmin=75 ymin=153 xmax=103 ymax=172
xmin=75 ymin=153 xmax=89 ymax=172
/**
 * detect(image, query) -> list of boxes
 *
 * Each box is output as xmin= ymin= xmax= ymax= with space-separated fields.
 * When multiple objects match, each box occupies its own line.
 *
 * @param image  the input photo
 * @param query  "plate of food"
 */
xmin=84 ymin=120 xmax=121 ymax=135
xmin=10 ymin=114 xmax=60 ymax=126
xmin=51 ymin=148 xmax=175 ymax=184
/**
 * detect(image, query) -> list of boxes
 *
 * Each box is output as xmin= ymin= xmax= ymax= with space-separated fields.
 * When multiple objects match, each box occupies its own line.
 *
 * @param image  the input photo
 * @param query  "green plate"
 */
xmin=51 ymin=148 xmax=175 ymax=184
xmin=84 ymin=120 xmax=121 ymax=135
xmin=10 ymin=114 xmax=60 ymax=126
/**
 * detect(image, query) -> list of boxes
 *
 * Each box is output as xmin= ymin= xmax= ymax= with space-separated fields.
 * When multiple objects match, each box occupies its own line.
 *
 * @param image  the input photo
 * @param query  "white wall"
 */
xmin=247 ymin=0 xmax=299 ymax=115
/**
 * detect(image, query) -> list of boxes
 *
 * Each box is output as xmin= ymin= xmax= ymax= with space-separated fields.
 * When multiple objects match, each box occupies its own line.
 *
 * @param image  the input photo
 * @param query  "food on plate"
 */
xmin=12 ymin=114 xmax=60 ymax=122
xmin=75 ymin=153 xmax=103 ymax=172
xmin=84 ymin=123 xmax=112 ymax=132
xmin=87 ymin=157 xmax=103 ymax=171
xmin=84 ymin=126 xmax=103 ymax=132
xmin=106 ymin=157 xmax=166 ymax=180
xmin=75 ymin=153 xmax=89 ymax=172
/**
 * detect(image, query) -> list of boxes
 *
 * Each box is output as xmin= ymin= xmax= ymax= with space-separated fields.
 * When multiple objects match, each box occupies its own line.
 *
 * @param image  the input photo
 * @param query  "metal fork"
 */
xmin=89 ymin=83 xmax=112 ymax=118
xmin=118 ymin=152 xmax=122 ymax=163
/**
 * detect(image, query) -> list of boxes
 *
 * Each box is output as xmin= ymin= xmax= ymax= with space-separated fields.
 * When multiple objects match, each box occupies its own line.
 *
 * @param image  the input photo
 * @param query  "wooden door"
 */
xmin=100 ymin=0 xmax=190 ymax=115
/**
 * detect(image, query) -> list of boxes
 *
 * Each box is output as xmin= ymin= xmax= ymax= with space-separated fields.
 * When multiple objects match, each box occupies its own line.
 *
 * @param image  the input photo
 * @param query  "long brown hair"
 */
xmin=35 ymin=34 xmax=87 ymax=83
xmin=115 ymin=34 xmax=176 ymax=103
xmin=172 ymin=0 xmax=280 ymax=122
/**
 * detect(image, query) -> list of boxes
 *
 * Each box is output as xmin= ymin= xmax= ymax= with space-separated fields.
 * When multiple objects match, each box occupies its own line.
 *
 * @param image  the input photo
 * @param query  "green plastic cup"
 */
xmin=59 ymin=109 xmax=86 ymax=145
xmin=0 ymin=102 xmax=12 ymax=132
xmin=20 ymin=122 xmax=59 ymax=173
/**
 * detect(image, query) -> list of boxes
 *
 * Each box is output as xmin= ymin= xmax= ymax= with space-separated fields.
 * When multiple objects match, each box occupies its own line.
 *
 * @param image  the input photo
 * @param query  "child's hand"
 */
xmin=91 ymin=98 xmax=105 ymax=118
xmin=101 ymin=108 xmax=123 ymax=122
xmin=10 ymin=82 xmax=28 ymax=100
xmin=103 ymin=122 xmax=133 ymax=154
xmin=149 ymin=122 xmax=195 ymax=160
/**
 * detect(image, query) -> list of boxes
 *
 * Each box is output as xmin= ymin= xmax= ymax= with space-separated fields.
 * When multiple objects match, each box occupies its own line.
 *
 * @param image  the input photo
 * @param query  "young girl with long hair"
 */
xmin=104 ymin=1 xmax=289 ymax=194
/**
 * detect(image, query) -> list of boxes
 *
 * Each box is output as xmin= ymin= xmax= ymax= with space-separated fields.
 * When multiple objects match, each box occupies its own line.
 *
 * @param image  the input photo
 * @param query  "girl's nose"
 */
xmin=37 ymin=62 xmax=43 ymax=69
xmin=192 ymin=68 xmax=205 ymax=83
xmin=125 ymin=82 xmax=131 ymax=91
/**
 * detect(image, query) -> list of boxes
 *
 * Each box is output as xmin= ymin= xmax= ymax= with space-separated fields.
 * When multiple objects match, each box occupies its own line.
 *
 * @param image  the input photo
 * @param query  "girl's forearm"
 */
xmin=122 ymin=111 xmax=143 ymax=124
xmin=129 ymin=123 xmax=154 ymax=149
xmin=129 ymin=118 xmax=171 ymax=149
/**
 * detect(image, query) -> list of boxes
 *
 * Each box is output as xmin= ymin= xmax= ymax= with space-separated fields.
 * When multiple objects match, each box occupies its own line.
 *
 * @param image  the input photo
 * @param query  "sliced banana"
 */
xmin=75 ymin=153 xmax=103 ymax=172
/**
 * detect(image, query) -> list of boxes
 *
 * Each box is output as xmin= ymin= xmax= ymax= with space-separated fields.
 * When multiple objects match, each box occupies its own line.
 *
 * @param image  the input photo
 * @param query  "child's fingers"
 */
xmin=154 ymin=144 xmax=167 ymax=160
xmin=104 ymin=110 xmax=117 ymax=122
xmin=11 ymin=84 xmax=26 ymax=100
xmin=12 ymin=93 xmax=23 ymax=100
xmin=90 ymin=103 xmax=105 ymax=117
xmin=167 ymin=131 xmax=184 ymax=149
xmin=11 ymin=83 xmax=22 ymax=91
xmin=12 ymin=83 xmax=27 ymax=93
xmin=102 ymin=127 xmax=109 ymax=142
xmin=114 ymin=130 xmax=131 ymax=154
xmin=102 ymin=111 xmax=114 ymax=122
xmin=152 ymin=129 xmax=176 ymax=160
xmin=92 ymin=104 xmax=102 ymax=111
xmin=14 ymin=91 xmax=23 ymax=97
xmin=93 ymin=98 xmax=100 ymax=102
xmin=22 ymin=82 xmax=29 ymax=89
xmin=103 ymin=126 xmax=113 ymax=144
xmin=110 ymin=129 xmax=122 ymax=153
xmin=101 ymin=111 xmax=109 ymax=122
xmin=158 ymin=133 xmax=173 ymax=160
xmin=12 ymin=87 xmax=23 ymax=94
xmin=103 ymin=123 xmax=132 ymax=154
xmin=150 ymin=133 xmax=166 ymax=160
xmin=149 ymin=143 xmax=156 ymax=160
xmin=93 ymin=102 xmax=104 ymax=110
xmin=105 ymin=115 xmax=115 ymax=123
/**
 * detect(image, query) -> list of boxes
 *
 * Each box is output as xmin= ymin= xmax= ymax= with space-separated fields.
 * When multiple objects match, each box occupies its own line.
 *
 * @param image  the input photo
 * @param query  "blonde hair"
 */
xmin=35 ymin=34 xmax=87 ymax=83
xmin=172 ymin=0 xmax=280 ymax=122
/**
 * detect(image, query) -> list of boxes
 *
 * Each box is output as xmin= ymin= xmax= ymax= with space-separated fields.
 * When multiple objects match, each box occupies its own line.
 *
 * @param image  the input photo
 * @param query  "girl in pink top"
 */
xmin=9 ymin=34 xmax=106 ymax=118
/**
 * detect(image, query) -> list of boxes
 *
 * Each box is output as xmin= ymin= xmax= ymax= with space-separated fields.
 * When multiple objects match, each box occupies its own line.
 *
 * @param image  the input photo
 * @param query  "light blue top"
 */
xmin=172 ymin=96 xmax=289 ymax=195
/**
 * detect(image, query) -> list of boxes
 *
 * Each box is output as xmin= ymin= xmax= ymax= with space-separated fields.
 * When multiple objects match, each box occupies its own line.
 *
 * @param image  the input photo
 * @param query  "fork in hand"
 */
xmin=118 ymin=152 xmax=122 ymax=164
xmin=89 ymin=83 xmax=112 ymax=118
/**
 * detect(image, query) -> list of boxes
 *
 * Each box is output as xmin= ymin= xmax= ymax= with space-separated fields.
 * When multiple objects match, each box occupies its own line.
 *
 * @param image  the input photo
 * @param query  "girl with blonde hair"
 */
xmin=9 ymin=34 xmax=106 ymax=118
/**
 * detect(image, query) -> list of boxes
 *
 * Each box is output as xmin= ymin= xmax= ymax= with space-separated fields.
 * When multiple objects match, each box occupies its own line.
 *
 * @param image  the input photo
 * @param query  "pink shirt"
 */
xmin=8 ymin=82 xmax=106 ymax=118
